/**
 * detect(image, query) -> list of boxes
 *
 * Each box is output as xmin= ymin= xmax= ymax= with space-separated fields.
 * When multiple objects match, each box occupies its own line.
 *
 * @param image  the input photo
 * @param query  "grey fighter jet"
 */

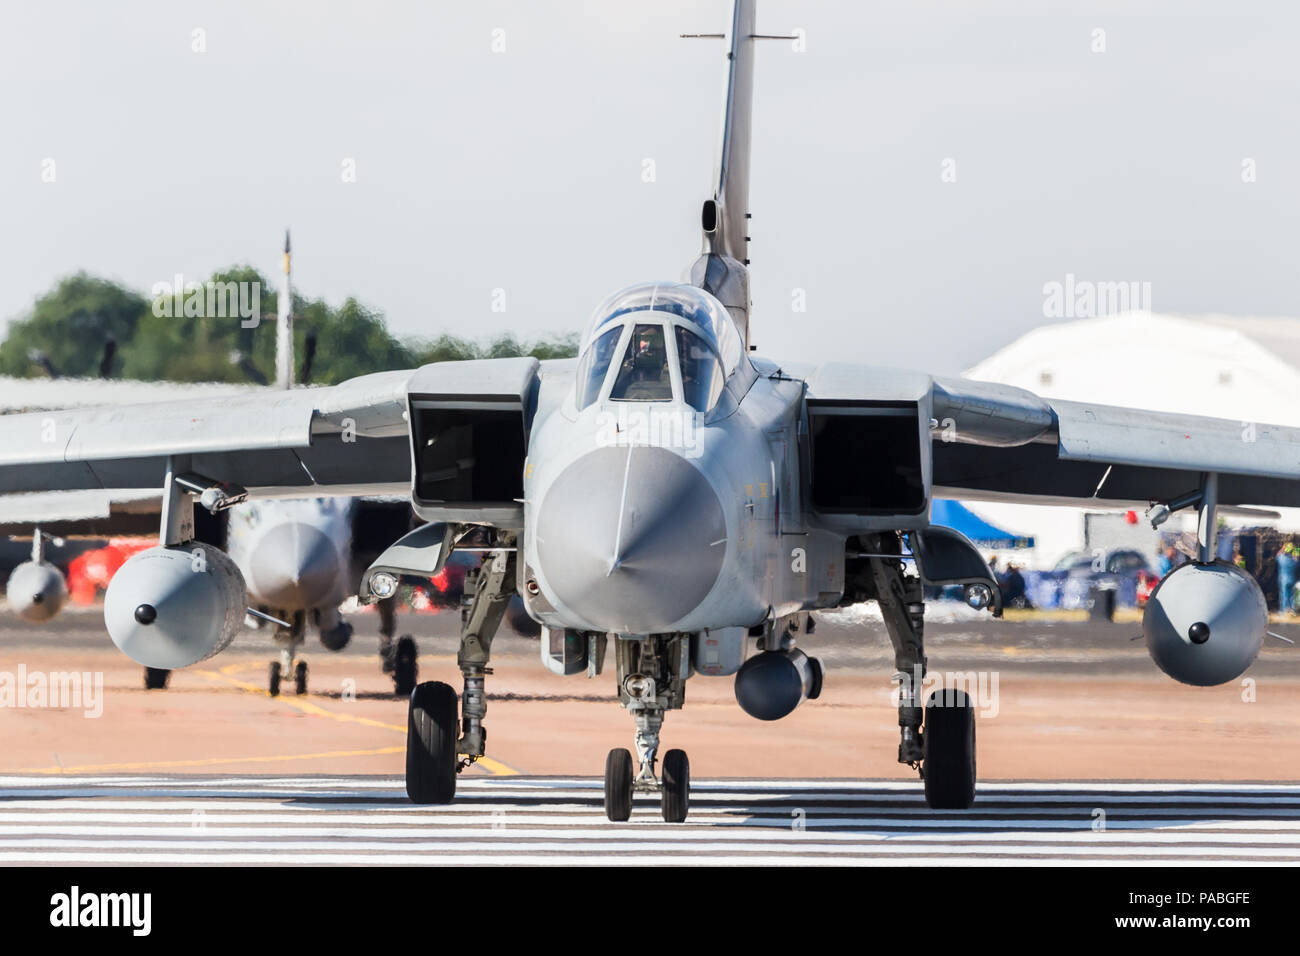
xmin=0 ymin=233 xmax=420 ymax=696
xmin=2 ymin=0 xmax=1298 ymax=821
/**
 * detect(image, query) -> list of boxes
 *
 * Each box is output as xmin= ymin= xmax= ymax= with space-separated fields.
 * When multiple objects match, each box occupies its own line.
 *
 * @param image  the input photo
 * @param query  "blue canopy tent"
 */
xmin=930 ymin=499 xmax=1035 ymax=549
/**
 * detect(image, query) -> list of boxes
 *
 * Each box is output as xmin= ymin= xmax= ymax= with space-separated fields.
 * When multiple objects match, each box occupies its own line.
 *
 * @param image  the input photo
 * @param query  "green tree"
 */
xmin=2 ymin=270 xmax=578 ymax=385
xmin=0 ymin=273 xmax=148 ymax=378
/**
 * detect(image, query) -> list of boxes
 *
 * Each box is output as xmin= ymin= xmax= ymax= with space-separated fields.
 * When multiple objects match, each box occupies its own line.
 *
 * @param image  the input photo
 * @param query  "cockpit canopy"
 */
xmin=574 ymin=282 xmax=745 ymax=413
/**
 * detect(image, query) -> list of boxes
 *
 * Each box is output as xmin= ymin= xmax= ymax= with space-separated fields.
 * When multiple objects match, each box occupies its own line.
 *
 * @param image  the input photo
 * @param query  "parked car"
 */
xmin=1044 ymin=548 xmax=1159 ymax=609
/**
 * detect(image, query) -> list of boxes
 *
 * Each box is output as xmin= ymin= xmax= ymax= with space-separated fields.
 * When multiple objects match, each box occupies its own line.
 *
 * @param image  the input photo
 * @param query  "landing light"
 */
xmin=965 ymin=583 xmax=993 ymax=610
xmin=624 ymin=674 xmax=654 ymax=699
xmin=369 ymin=571 xmax=399 ymax=599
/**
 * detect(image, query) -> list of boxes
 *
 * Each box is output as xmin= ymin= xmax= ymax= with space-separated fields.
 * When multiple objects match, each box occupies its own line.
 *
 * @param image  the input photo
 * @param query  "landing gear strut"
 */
xmin=860 ymin=532 xmax=977 ymax=809
xmin=405 ymin=538 xmax=515 ymax=803
xmin=605 ymin=634 xmax=691 ymax=822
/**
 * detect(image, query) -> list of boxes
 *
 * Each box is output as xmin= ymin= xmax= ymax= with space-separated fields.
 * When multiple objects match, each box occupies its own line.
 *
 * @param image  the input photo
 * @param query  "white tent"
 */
xmin=960 ymin=311 xmax=1300 ymax=567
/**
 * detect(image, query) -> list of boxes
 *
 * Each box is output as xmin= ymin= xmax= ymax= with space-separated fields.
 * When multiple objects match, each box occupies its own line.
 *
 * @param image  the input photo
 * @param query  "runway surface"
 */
xmin=1 ymin=775 xmax=1298 ymax=865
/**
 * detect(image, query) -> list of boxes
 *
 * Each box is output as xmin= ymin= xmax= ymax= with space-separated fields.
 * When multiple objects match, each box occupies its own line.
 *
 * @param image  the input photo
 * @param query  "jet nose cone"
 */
xmin=6 ymin=561 xmax=67 ymax=623
xmin=536 ymin=445 xmax=726 ymax=632
xmin=248 ymin=522 xmax=341 ymax=609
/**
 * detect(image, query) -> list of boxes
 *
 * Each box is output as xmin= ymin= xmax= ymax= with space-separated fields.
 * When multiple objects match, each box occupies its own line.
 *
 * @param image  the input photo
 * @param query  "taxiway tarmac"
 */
xmin=0 ymin=605 xmax=1297 ymax=863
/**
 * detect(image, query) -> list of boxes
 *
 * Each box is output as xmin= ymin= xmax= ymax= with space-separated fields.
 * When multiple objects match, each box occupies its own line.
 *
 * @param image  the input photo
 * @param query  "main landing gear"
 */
xmin=406 ymin=539 xmax=515 ymax=804
xmin=603 ymin=634 xmax=692 ymax=822
xmin=377 ymin=595 xmax=419 ymax=697
xmin=856 ymin=532 xmax=977 ymax=809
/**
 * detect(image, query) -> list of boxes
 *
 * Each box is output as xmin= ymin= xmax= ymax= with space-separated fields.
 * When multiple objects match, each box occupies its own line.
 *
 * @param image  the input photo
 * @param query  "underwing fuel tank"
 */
xmin=104 ymin=543 xmax=247 ymax=669
xmin=1142 ymin=561 xmax=1266 ymax=686
xmin=734 ymin=648 xmax=824 ymax=720
xmin=5 ymin=561 xmax=68 ymax=623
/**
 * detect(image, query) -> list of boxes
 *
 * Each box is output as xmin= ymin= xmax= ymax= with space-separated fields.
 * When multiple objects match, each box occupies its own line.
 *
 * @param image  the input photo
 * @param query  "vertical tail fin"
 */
xmin=690 ymin=0 xmax=757 ymax=349
xmin=275 ymin=230 xmax=294 ymax=389
xmin=707 ymin=0 xmax=755 ymax=265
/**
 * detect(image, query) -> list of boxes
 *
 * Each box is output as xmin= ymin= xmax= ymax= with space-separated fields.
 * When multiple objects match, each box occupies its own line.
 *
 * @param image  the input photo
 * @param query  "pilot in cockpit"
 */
xmin=575 ymin=282 xmax=745 ymax=413
xmin=610 ymin=324 xmax=671 ymax=401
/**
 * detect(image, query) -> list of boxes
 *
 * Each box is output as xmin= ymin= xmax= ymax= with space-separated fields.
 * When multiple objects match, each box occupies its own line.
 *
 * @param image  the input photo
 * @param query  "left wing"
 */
xmin=803 ymin=362 xmax=1300 ymax=517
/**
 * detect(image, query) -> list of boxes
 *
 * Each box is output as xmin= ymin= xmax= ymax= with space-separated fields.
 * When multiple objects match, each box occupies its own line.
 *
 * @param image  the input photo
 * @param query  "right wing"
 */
xmin=0 ymin=356 xmax=557 ymax=532
xmin=0 ymin=369 xmax=415 ymax=499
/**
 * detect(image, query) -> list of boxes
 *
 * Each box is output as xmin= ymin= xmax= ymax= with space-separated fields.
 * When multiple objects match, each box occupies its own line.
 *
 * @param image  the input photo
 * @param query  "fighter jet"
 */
xmin=0 ymin=233 xmax=420 ymax=696
xmin=4 ymin=528 xmax=68 ymax=624
xmin=1 ymin=0 xmax=1297 ymax=822
xmin=217 ymin=233 xmax=423 ymax=696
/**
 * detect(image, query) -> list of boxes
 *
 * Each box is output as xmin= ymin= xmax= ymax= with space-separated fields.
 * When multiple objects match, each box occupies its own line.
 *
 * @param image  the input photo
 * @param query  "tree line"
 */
xmin=0 ymin=269 xmax=577 ymax=385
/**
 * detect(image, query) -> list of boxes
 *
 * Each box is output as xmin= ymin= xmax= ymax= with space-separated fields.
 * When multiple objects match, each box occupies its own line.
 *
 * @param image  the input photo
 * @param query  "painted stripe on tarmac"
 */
xmin=0 ymin=775 xmax=1297 ymax=866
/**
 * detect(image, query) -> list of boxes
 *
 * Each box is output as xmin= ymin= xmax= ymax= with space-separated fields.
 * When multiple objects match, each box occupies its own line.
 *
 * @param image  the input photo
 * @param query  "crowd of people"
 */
xmin=982 ymin=538 xmax=1300 ymax=615
xmin=1152 ymin=540 xmax=1300 ymax=614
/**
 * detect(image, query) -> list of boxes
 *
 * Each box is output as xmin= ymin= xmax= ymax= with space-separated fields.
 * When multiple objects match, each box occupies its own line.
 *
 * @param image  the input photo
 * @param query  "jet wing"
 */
xmin=0 ymin=369 xmax=415 ymax=499
xmin=0 ymin=489 xmax=165 ymax=537
xmin=804 ymin=363 xmax=1300 ymax=513
xmin=931 ymin=375 xmax=1300 ymax=509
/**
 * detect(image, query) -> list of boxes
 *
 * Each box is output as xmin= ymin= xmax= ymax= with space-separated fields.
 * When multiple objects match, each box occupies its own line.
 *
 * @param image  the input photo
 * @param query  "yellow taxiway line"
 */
xmin=193 ymin=664 xmax=519 ymax=777
xmin=16 ymin=746 xmax=405 ymax=775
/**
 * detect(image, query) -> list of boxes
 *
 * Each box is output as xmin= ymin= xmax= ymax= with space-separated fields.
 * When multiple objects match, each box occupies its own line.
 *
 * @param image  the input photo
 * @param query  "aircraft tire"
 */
xmin=407 ymin=681 xmax=458 ymax=804
xmin=392 ymin=636 xmax=418 ymax=696
xmin=922 ymin=688 xmax=977 ymax=809
xmin=143 ymin=667 xmax=170 ymax=691
xmin=294 ymin=660 xmax=308 ymax=695
xmin=604 ymin=748 xmax=634 ymax=822
xmin=269 ymin=661 xmax=282 ymax=697
xmin=661 ymin=749 xmax=690 ymax=822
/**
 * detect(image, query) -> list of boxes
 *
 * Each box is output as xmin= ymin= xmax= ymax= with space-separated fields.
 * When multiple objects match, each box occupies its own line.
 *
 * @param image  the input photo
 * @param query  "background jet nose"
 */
xmin=248 ymin=522 xmax=341 ymax=609
xmin=536 ymin=445 xmax=726 ymax=632
xmin=6 ymin=561 xmax=67 ymax=623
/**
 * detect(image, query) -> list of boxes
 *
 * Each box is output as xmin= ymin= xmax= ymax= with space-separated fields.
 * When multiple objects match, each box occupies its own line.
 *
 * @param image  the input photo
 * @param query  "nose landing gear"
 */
xmin=604 ymin=635 xmax=692 ymax=822
xmin=268 ymin=611 xmax=308 ymax=696
xmin=602 ymin=740 xmax=691 ymax=823
xmin=603 ymin=748 xmax=633 ymax=821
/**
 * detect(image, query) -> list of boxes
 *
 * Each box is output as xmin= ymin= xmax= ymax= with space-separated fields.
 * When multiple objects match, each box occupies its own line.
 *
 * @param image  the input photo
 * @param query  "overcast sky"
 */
xmin=2 ymin=0 xmax=1297 ymax=375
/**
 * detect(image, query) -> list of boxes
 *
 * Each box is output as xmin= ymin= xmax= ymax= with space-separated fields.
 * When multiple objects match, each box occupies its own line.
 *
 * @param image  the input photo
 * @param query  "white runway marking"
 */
xmin=0 ymin=776 xmax=1297 ymax=866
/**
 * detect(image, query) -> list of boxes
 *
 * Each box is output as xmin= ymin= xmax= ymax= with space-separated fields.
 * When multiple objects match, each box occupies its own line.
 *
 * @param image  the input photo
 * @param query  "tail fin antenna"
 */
xmin=688 ymin=0 xmax=758 ymax=349
xmin=707 ymin=0 xmax=756 ymax=265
